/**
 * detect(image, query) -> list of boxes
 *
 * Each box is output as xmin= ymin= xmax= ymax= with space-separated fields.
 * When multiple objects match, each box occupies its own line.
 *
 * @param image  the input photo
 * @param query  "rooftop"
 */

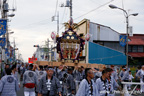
xmin=128 ymin=34 xmax=144 ymax=45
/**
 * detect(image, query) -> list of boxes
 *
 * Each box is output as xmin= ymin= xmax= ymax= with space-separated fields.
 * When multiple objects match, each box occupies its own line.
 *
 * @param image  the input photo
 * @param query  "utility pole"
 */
xmin=1 ymin=0 xmax=8 ymax=65
xmin=51 ymin=45 xmax=53 ymax=66
xmin=13 ymin=38 xmax=15 ymax=62
xmin=70 ymin=0 xmax=72 ymax=18
xmin=52 ymin=12 xmax=59 ymax=35
xmin=1 ymin=0 xmax=9 ymax=64
xmin=61 ymin=0 xmax=73 ymax=19
xmin=0 ymin=0 xmax=8 ymax=77
xmin=57 ymin=12 xmax=59 ymax=35
xmin=47 ymin=39 xmax=49 ymax=62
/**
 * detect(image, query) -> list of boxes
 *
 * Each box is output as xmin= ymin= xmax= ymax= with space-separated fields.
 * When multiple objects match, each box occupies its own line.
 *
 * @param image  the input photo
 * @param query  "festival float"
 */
xmin=56 ymin=18 xmax=85 ymax=64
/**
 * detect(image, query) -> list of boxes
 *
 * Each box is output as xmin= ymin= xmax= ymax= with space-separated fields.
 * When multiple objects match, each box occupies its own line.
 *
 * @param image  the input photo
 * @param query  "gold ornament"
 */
xmin=67 ymin=36 xmax=70 ymax=39
xmin=68 ymin=31 xmax=73 ymax=36
xmin=71 ymin=36 xmax=74 ymax=39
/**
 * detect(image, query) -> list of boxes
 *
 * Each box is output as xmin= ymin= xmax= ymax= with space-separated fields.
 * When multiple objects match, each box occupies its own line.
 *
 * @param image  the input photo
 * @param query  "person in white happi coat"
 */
xmin=110 ymin=65 xmax=118 ymax=82
xmin=23 ymin=64 xmax=38 ymax=96
xmin=11 ymin=64 xmax=20 ymax=87
xmin=76 ymin=68 xmax=98 ymax=96
xmin=0 ymin=68 xmax=19 ymax=96
xmin=136 ymin=65 xmax=144 ymax=93
xmin=128 ymin=70 xmax=134 ymax=90
xmin=96 ymin=69 xmax=110 ymax=96
xmin=107 ymin=68 xmax=120 ymax=96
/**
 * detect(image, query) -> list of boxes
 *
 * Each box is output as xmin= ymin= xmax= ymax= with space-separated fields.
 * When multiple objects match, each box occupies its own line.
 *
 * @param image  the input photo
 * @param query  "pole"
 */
xmin=126 ymin=16 xmax=129 ymax=67
xmin=13 ymin=38 xmax=15 ymax=62
xmin=57 ymin=12 xmax=59 ymax=35
xmin=0 ymin=47 xmax=2 ymax=78
xmin=119 ymin=8 xmax=129 ymax=67
xmin=38 ymin=46 xmax=40 ymax=61
xmin=17 ymin=51 xmax=19 ymax=60
xmin=6 ymin=25 xmax=9 ymax=63
xmin=70 ymin=0 xmax=72 ymax=18
xmin=51 ymin=45 xmax=53 ymax=66
xmin=2 ymin=0 xmax=7 ymax=63
xmin=47 ymin=39 xmax=49 ymax=62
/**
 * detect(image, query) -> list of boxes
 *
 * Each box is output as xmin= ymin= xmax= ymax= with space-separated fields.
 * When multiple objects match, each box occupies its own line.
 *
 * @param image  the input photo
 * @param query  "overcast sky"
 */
xmin=7 ymin=0 xmax=144 ymax=62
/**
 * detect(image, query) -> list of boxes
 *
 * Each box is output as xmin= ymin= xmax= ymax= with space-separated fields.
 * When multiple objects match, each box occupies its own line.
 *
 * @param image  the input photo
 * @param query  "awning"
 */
xmin=88 ymin=42 xmax=126 ymax=65
xmin=128 ymin=52 xmax=144 ymax=58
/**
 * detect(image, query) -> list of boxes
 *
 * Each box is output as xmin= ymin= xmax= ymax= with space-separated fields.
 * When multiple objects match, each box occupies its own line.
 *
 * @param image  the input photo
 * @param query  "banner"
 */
xmin=0 ymin=38 xmax=6 ymax=47
xmin=5 ymin=48 xmax=8 ymax=54
xmin=0 ymin=20 xmax=7 ymax=36
xmin=28 ymin=57 xmax=37 ymax=63
xmin=119 ymin=35 xmax=127 ymax=47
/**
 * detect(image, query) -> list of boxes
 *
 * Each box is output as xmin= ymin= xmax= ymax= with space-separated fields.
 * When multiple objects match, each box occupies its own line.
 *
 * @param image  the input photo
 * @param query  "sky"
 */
xmin=5 ymin=0 xmax=144 ymax=62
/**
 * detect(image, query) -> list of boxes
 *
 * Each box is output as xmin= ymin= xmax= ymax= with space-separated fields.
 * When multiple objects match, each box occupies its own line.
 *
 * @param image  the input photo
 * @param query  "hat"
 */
xmin=123 ymin=68 xmax=126 ymax=70
xmin=67 ymin=67 xmax=73 ymax=71
xmin=46 ymin=67 xmax=54 ymax=71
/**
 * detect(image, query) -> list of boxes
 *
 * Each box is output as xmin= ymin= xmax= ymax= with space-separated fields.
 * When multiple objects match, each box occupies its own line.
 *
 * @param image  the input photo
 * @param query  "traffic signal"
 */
xmin=33 ymin=45 xmax=39 ymax=47
xmin=15 ymin=48 xmax=18 ymax=50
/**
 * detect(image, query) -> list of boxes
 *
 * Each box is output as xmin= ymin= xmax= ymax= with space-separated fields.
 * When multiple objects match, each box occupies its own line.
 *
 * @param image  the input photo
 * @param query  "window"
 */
xmin=128 ymin=46 xmax=132 ymax=52
xmin=132 ymin=46 xmax=138 ymax=52
xmin=98 ymin=42 xmax=104 ymax=46
xmin=138 ymin=46 xmax=143 ymax=52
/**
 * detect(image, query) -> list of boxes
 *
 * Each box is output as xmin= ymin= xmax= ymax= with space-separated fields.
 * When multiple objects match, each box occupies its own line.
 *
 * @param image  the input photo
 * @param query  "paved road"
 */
xmin=17 ymin=74 xmax=24 ymax=96
xmin=17 ymin=82 xmax=24 ymax=96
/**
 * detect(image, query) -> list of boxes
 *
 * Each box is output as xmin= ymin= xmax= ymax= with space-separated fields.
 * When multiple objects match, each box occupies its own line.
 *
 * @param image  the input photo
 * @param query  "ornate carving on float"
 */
xmin=56 ymin=18 xmax=89 ymax=64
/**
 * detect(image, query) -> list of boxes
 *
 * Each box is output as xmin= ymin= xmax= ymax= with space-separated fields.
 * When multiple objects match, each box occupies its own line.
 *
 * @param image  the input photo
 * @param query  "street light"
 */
xmin=109 ymin=4 xmax=138 ymax=67
xmin=8 ymin=31 xmax=14 ymax=34
xmin=14 ymin=48 xmax=18 ymax=50
xmin=130 ymin=13 xmax=138 ymax=16
xmin=8 ymin=14 xmax=15 ymax=17
xmin=109 ymin=4 xmax=118 ymax=9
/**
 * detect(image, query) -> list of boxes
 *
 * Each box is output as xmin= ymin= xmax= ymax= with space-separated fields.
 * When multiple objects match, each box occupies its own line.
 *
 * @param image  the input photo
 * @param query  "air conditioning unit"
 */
xmin=129 ymin=26 xmax=133 ymax=37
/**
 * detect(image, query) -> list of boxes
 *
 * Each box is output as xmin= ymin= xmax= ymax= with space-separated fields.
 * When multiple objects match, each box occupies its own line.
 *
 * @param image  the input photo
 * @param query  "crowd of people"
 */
xmin=0 ymin=63 xmax=144 ymax=96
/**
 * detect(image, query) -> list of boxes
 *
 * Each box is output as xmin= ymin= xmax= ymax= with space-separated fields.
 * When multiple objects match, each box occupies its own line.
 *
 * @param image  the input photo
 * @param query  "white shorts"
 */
xmin=24 ymin=91 xmax=35 ymax=96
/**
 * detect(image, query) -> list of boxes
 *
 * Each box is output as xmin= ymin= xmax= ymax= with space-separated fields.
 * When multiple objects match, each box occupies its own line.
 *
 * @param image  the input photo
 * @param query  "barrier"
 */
xmin=121 ymin=82 xmax=144 ymax=96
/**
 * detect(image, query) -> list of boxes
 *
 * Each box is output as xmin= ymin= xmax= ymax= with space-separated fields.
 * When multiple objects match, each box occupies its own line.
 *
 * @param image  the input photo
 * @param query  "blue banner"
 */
xmin=119 ymin=35 xmax=127 ymax=47
xmin=5 ymin=48 xmax=8 ymax=54
xmin=0 ymin=38 xmax=6 ymax=47
xmin=7 ymin=52 xmax=10 ymax=57
xmin=0 ymin=20 xmax=7 ymax=36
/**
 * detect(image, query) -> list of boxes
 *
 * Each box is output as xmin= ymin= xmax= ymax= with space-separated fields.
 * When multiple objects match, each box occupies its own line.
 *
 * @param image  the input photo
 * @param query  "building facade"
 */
xmin=74 ymin=19 xmax=126 ymax=65
xmin=128 ymin=34 xmax=144 ymax=65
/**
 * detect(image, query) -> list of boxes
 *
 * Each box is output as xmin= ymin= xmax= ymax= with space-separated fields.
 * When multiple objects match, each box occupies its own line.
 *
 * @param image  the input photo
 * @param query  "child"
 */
xmin=128 ymin=70 xmax=134 ymax=90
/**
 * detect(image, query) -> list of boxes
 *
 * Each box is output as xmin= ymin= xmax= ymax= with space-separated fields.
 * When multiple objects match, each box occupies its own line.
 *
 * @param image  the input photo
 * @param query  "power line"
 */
xmin=74 ymin=0 xmax=114 ymax=20
xmin=89 ymin=0 xmax=102 ymax=5
xmin=122 ymin=0 xmax=125 ymax=9
xmin=60 ymin=7 xmax=66 ymax=24
xmin=14 ymin=0 xmax=17 ymax=11
xmin=15 ymin=18 xmax=51 ymax=28
xmin=121 ymin=0 xmax=127 ymax=17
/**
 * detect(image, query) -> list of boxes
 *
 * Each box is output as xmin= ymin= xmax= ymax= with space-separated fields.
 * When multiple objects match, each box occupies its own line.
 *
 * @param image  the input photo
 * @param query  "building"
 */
xmin=74 ymin=19 xmax=126 ymax=65
xmin=128 ymin=34 xmax=144 ymax=65
xmin=34 ymin=47 xmax=57 ymax=62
